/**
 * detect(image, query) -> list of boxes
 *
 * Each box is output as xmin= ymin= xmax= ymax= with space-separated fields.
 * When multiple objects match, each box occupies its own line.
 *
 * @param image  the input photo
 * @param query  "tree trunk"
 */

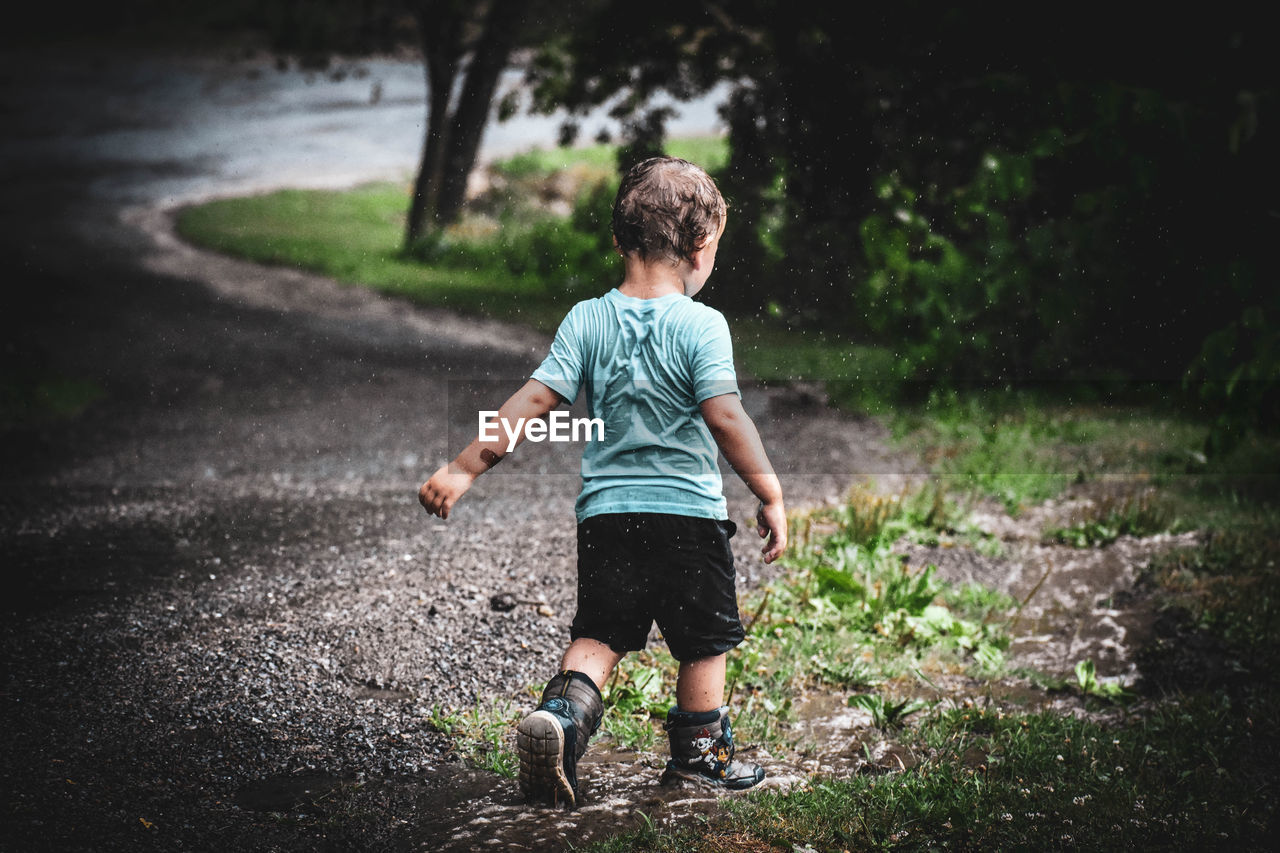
xmin=405 ymin=2 xmax=464 ymax=247
xmin=405 ymin=63 xmax=455 ymax=246
xmin=404 ymin=0 xmax=522 ymax=248
xmin=434 ymin=0 xmax=524 ymax=225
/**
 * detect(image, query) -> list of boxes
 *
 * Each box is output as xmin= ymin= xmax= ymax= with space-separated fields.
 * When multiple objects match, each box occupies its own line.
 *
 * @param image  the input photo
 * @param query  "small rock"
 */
xmin=489 ymin=593 xmax=518 ymax=612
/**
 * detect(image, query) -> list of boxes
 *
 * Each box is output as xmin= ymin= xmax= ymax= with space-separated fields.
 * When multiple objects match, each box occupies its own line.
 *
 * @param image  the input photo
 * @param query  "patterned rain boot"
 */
xmin=516 ymin=670 xmax=604 ymax=807
xmin=660 ymin=705 xmax=765 ymax=790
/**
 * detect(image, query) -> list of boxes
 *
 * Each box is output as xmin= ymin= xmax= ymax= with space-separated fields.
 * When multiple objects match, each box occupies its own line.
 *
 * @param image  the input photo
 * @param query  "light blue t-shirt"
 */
xmin=531 ymin=288 xmax=740 ymax=522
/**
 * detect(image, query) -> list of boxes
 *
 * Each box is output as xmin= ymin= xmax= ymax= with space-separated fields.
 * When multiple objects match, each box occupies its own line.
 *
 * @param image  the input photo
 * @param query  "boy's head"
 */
xmin=612 ymin=157 xmax=726 ymax=266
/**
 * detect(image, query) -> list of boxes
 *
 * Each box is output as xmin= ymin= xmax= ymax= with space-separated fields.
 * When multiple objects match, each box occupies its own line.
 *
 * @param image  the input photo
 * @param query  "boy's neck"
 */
xmin=617 ymin=253 xmax=691 ymax=299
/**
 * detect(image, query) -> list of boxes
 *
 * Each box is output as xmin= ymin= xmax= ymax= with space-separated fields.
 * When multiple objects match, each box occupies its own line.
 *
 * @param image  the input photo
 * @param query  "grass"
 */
xmin=595 ymin=697 xmax=1275 ymax=851
xmin=891 ymin=389 xmax=1218 ymax=516
xmin=1043 ymin=487 xmax=1175 ymax=547
xmin=427 ymin=700 xmax=521 ymax=778
xmin=176 ymin=182 xmax=575 ymax=331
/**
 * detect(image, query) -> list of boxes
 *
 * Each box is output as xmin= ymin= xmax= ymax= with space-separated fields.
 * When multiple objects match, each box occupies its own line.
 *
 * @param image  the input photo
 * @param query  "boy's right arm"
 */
xmin=700 ymin=393 xmax=787 ymax=563
xmin=418 ymin=379 xmax=562 ymax=520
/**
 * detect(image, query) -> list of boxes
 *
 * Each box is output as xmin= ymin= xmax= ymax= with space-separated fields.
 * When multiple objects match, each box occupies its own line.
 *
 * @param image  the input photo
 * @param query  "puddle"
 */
xmin=898 ymin=494 xmax=1199 ymax=687
xmin=993 ymin=532 xmax=1199 ymax=685
xmin=234 ymin=772 xmax=355 ymax=813
xmin=392 ymin=690 xmax=933 ymax=850
xmin=396 ymin=749 xmax=730 ymax=851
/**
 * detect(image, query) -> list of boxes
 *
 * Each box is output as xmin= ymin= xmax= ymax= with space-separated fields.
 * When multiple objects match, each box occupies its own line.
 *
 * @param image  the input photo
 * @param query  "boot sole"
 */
xmin=517 ymin=710 xmax=576 ymax=807
xmin=659 ymin=763 xmax=764 ymax=791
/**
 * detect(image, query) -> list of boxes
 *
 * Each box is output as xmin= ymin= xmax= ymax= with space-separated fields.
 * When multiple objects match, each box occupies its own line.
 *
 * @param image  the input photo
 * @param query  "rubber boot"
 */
xmin=516 ymin=670 xmax=604 ymax=807
xmin=660 ymin=705 xmax=765 ymax=790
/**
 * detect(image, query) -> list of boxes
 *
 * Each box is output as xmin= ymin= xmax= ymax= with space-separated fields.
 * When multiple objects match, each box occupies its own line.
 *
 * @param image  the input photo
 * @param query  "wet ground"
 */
xmin=1 ymin=40 xmax=1186 ymax=851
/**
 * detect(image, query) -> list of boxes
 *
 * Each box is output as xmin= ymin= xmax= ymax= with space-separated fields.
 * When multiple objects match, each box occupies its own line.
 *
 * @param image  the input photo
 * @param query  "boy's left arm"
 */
xmin=418 ymin=379 xmax=562 ymax=519
xmin=700 ymin=393 xmax=788 ymax=563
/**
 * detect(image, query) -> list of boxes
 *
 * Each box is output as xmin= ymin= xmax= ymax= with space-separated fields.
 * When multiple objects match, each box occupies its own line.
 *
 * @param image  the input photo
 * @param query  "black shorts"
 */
xmin=571 ymin=512 xmax=745 ymax=661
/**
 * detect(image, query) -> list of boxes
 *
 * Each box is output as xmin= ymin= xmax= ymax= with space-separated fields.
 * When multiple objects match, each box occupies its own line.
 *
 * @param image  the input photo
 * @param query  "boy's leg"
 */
xmin=662 ymin=652 xmax=764 ymax=790
xmin=675 ymin=653 xmax=726 ymax=712
xmin=561 ymin=637 xmax=624 ymax=689
xmin=517 ymin=640 xmax=622 ymax=808
xmin=520 ymin=514 xmax=652 ymax=807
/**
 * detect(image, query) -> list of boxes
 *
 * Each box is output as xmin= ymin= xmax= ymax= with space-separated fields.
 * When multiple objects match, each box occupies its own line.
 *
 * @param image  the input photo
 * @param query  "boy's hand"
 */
xmin=418 ymin=464 xmax=475 ymax=520
xmin=756 ymin=501 xmax=788 ymax=563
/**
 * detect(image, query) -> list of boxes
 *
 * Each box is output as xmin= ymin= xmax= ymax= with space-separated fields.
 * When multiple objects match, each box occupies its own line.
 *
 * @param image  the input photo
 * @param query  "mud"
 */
xmin=898 ymin=492 xmax=1199 ymax=687
xmin=0 ymin=41 xmax=1185 ymax=852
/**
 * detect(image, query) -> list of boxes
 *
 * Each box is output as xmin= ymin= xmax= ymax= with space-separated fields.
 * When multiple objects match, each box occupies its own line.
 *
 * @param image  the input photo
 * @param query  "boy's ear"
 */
xmin=689 ymin=235 xmax=714 ymax=270
xmin=612 ymin=234 xmax=623 ymax=256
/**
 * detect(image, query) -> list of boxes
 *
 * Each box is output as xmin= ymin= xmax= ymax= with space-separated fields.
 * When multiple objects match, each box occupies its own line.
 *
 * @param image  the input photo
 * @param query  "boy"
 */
xmin=419 ymin=156 xmax=787 ymax=807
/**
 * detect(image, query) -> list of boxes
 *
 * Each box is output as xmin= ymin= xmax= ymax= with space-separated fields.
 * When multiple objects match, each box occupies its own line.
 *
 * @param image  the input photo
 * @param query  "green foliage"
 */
xmin=727 ymin=484 xmax=1012 ymax=737
xmin=846 ymin=692 xmax=930 ymax=730
xmin=420 ymin=136 xmax=730 ymax=299
xmin=175 ymin=183 xmax=569 ymax=329
xmin=899 ymin=395 xmax=1080 ymax=513
xmin=591 ymin=696 xmax=1278 ymax=851
xmin=892 ymin=391 xmax=1223 ymax=515
xmin=426 ymin=700 xmax=520 ymax=778
xmin=860 ymin=158 xmax=1024 ymax=380
xmin=732 ymin=699 xmax=1273 ymax=852
xmin=1185 ymin=291 xmax=1280 ymax=457
xmin=1145 ymin=526 xmax=1280 ymax=670
xmin=1073 ymin=659 xmax=1132 ymax=703
xmin=1045 ymin=488 xmax=1176 ymax=547
xmin=600 ymin=652 xmax=674 ymax=752
xmin=406 ymin=162 xmax=620 ymax=295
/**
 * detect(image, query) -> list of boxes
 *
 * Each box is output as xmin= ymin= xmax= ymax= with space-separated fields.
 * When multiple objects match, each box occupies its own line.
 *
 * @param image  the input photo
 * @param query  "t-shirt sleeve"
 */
xmin=530 ymin=305 xmax=585 ymax=404
xmin=691 ymin=309 xmax=740 ymax=403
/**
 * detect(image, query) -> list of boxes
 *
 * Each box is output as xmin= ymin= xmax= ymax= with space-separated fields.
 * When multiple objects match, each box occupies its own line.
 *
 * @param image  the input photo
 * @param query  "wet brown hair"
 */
xmin=611 ymin=157 xmax=726 ymax=264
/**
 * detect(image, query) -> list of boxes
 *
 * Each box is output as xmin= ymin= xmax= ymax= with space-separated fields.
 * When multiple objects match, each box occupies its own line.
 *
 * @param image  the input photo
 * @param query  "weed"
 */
xmin=721 ymin=484 xmax=1012 ymax=750
xmin=1045 ymin=488 xmax=1175 ymax=546
xmin=427 ymin=700 xmax=520 ymax=777
xmin=846 ymin=692 xmax=930 ymax=729
xmin=1073 ymin=659 xmax=1133 ymax=703
xmin=601 ymin=652 xmax=675 ymax=752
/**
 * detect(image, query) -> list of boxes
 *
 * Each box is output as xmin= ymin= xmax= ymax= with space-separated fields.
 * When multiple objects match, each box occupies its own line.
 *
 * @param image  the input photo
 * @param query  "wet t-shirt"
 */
xmin=531 ymin=288 xmax=739 ymax=522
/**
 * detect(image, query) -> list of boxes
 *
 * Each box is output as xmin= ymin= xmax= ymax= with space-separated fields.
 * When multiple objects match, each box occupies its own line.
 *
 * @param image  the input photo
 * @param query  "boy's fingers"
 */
xmin=759 ymin=521 xmax=787 ymax=563
xmin=418 ymin=480 xmax=449 ymax=519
